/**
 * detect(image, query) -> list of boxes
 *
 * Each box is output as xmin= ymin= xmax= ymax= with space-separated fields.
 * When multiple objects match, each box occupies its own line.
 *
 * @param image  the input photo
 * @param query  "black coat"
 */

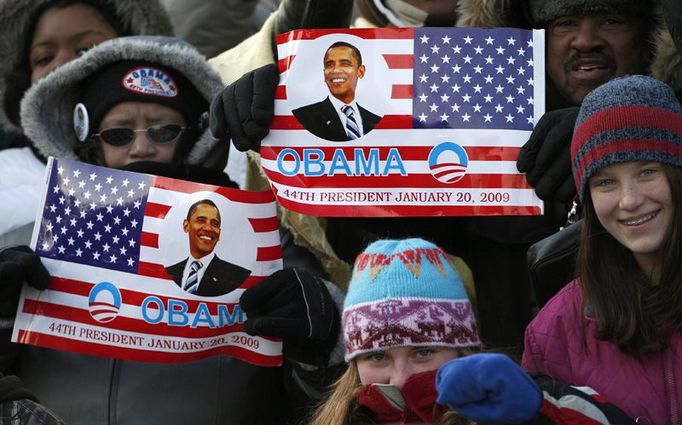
xmin=165 ymin=255 xmax=251 ymax=296
xmin=292 ymin=97 xmax=381 ymax=141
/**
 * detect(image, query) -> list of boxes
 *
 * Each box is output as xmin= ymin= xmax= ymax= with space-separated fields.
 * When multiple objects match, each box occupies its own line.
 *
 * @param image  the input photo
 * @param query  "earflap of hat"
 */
xmin=73 ymin=102 xmax=90 ymax=142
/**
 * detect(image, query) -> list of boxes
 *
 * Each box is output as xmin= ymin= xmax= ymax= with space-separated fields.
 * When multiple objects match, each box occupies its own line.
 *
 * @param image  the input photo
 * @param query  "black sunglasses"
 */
xmin=92 ymin=124 xmax=191 ymax=147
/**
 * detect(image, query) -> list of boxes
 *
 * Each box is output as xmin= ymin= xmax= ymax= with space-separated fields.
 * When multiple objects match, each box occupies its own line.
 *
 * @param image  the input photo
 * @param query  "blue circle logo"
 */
xmin=428 ymin=142 xmax=469 ymax=184
xmin=88 ymin=282 xmax=122 ymax=323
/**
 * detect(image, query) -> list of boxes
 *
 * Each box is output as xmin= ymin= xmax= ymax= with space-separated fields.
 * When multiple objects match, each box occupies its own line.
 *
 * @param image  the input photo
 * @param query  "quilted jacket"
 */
xmin=522 ymin=280 xmax=682 ymax=425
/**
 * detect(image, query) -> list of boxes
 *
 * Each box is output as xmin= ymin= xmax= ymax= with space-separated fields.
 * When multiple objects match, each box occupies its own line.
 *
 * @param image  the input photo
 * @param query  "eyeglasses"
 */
xmin=92 ymin=124 xmax=190 ymax=146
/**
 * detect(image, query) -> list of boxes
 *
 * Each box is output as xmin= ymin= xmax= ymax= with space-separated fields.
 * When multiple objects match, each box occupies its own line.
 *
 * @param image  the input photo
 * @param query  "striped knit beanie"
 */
xmin=571 ymin=75 xmax=682 ymax=202
xmin=342 ymin=238 xmax=480 ymax=362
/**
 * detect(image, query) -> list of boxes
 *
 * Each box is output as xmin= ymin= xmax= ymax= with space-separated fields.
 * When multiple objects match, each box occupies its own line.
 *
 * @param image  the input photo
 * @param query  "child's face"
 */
xmin=589 ymin=160 xmax=672 ymax=278
xmin=356 ymin=346 xmax=459 ymax=389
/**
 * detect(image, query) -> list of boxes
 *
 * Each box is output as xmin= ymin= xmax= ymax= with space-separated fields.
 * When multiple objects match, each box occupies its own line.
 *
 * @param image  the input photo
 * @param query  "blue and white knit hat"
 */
xmin=571 ymin=75 xmax=682 ymax=202
xmin=342 ymin=238 xmax=480 ymax=361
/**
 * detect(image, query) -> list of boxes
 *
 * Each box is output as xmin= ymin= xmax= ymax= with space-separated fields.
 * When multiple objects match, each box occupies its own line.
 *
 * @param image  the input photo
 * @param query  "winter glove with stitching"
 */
xmin=517 ymin=107 xmax=579 ymax=204
xmin=239 ymin=268 xmax=340 ymax=365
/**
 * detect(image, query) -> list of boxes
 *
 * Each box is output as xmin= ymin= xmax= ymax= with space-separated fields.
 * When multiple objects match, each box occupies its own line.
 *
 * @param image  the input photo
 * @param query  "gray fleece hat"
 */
xmin=20 ymin=36 xmax=227 ymax=170
xmin=528 ymin=0 xmax=659 ymax=25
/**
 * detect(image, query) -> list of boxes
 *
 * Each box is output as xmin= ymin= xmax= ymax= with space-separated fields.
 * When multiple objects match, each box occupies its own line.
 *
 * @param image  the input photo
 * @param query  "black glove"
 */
xmin=209 ymin=63 xmax=279 ymax=153
xmin=275 ymin=0 xmax=354 ymax=35
xmin=0 ymin=373 xmax=37 ymax=403
xmin=239 ymin=268 xmax=340 ymax=365
xmin=0 ymin=246 xmax=51 ymax=317
xmin=517 ymin=107 xmax=579 ymax=203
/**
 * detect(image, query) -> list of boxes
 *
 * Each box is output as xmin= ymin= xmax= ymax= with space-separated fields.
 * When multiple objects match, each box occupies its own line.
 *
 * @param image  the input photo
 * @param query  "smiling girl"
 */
xmin=523 ymin=75 xmax=682 ymax=425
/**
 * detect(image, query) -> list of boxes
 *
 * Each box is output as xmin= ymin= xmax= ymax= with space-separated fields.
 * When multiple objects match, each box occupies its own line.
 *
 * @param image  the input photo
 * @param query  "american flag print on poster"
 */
xmin=261 ymin=27 xmax=546 ymax=217
xmin=12 ymin=158 xmax=284 ymax=366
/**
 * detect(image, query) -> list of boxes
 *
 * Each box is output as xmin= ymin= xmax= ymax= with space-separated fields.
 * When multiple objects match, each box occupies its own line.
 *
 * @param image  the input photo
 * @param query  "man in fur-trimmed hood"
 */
xmin=527 ymin=0 xmax=665 ymax=109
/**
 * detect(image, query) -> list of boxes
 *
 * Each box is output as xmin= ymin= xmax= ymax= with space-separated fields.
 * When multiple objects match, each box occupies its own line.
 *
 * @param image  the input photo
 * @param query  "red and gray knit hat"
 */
xmin=571 ymin=75 xmax=682 ymax=202
xmin=342 ymin=238 xmax=480 ymax=362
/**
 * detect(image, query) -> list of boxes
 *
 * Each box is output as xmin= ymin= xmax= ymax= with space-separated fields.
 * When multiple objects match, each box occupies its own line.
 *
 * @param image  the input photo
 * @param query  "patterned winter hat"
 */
xmin=571 ymin=75 xmax=682 ymax=202
xmin=527 ymin=0 xmax=657 ymax=26
xmin=342 ymin=238 xmax=480 ymax=362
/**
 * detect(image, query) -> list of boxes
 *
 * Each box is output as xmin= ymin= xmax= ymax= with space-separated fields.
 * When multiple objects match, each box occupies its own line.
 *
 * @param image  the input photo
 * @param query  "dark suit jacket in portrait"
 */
xmin=292 ymin=97 xmax=381 ymax=141
xmin=165 ymin=256 xmax=251 ymax=297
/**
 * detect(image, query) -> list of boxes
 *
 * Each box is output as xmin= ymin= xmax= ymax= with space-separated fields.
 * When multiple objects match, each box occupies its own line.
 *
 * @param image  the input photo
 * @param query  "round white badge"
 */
xmin=73 ymin=102 xmax=90 ymax=142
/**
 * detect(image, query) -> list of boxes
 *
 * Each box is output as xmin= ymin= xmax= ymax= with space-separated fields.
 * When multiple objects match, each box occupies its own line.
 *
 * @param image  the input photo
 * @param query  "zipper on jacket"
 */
xmin=665 ymin=350 xmax=679 ymax=424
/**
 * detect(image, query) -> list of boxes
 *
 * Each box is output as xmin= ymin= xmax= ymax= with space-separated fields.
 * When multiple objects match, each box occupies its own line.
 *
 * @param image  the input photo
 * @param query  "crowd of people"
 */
xmin=0 ymin=0 xmax=680 ymax=424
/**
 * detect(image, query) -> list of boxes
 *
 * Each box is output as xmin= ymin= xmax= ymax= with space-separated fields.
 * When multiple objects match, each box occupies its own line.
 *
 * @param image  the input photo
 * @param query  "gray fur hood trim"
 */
xmin=0 ymin=0 xmax=173 ymax=132
xmin=652 ymin=25 xmax=682 ymax=101
xmin=20 ymin=36 xmax=225 ymax=169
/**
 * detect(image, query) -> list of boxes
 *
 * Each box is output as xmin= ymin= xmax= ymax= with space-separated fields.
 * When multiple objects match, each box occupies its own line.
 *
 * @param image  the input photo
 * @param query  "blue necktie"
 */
xmin=183 ymin=260 xmax=202 ymax=294
xmin=341 ymin=105 xmax=361 ymax=139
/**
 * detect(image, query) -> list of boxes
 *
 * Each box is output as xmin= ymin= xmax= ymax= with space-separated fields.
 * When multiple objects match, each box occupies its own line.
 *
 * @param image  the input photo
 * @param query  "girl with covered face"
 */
xmin=309 ymin=238 xmax=635 ymax=425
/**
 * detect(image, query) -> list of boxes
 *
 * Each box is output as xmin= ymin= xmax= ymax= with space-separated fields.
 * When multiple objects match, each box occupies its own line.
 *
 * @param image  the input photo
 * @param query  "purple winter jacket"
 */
xmin=522 ymin=280 xmax=682 ymax=425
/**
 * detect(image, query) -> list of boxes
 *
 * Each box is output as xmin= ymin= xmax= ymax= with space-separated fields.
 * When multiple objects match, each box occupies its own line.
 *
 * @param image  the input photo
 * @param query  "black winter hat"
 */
xmin=78 ymin=60 xmax=208 ymax=139
xmin=528 ymin=0 xmax=658 ymax=26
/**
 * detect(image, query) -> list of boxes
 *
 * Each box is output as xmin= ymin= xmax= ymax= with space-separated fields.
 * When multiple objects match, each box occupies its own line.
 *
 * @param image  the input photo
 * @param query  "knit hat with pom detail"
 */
xmin=571 ymin=75 xmax=682 ymax=202
xmin=342 ymin=238 xmax=480 ymax=362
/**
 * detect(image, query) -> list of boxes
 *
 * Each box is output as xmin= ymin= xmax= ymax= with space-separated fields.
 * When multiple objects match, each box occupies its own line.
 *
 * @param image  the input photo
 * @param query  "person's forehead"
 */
xmin=33 ymin=2 xmax=116 ymax=39
xmin=191 ymin=203 xmax=220 ymax=219
xmin=101 ymin=101 xmax=183 ymax=121
xmin=325 ymin=46 xmax=356 ymax=61
xmin=549 ymin=11 xmax=642 ymax=24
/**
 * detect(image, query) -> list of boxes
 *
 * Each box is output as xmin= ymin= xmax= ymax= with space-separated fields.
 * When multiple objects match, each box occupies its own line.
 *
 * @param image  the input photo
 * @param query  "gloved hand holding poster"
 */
xmin=261 ymin=27 xmax=546 ymax=217
xmin=12 ymin=158 xmax=283 ymax=366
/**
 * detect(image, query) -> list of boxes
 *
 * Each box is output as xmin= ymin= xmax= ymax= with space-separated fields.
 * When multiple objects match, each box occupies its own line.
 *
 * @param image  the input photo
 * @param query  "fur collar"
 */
xmin=651 ymin=25 xmax=682 ymax=101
